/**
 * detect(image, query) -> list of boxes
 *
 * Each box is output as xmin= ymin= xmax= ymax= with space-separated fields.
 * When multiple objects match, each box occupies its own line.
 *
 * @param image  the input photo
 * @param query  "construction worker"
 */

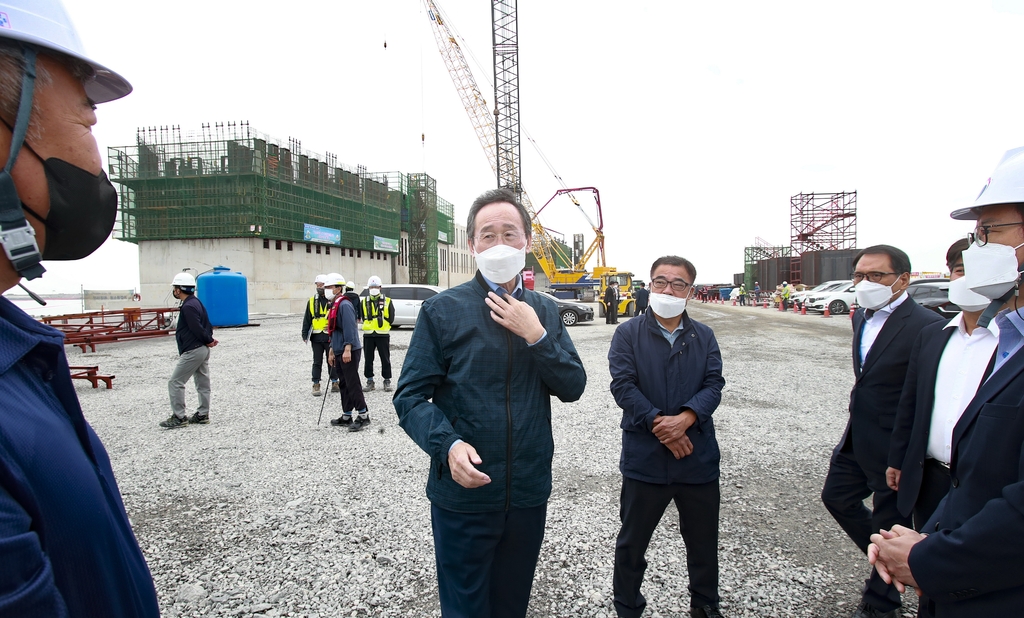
xmin=0 ymin=1 xmax=159 ymax=613
xmin=781 ymin=280 xmax=791 ymax=310
xmin=302 ymin=274 xmax=338 ymax=396
xmin=361 ymin=275 xmax=396 ymax=392
xmin=325 ymin=273 xmax=370 ymax=431
xmin=737 ymin=283 xmax=747 ymax=306
xmin=162 ymin=272 xmax=218 ymax=429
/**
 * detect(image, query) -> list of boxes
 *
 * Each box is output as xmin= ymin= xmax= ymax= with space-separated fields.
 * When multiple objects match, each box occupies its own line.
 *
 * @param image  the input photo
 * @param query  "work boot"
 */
xmin=349 ymin=413 xmax=371 ymax=432
xmin=331 ymin=415 xmax=352 ymax=427
xmin=159 ymin=415 xmax=188 ymax=429
xmin=312 ymin=383 xmax=322 ymax=397
xmin=383 ymin=379 xmax=392 ymax=392
xmin=331 ymin=381 xmax=340 ymax=393
xmin=188 ymin=412 xmax=209 ymax=425
xmin=362 ymin=380 xmax=375 ymax=392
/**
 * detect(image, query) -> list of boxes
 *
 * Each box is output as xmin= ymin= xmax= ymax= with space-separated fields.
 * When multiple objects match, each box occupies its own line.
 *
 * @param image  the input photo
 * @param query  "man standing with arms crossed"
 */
xmin=609 ymin=256 xmax=726 ymax=618
xmin=394 ymin=188 xmax=586 ymax=618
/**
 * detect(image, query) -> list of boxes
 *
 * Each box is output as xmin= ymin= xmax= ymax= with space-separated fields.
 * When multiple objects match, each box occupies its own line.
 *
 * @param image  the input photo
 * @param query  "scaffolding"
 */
xmin=743 ymin=237 xmax=790 ymax=290
xmin=107 ymin=123 xmax=456 ymax=256
xmin=789 ymin=191 xmax=857 ymax=285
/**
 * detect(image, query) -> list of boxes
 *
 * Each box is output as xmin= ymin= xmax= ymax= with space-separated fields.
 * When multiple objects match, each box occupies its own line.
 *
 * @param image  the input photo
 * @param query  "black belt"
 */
xmin=925 ymin=458 xmax=950 ymax=472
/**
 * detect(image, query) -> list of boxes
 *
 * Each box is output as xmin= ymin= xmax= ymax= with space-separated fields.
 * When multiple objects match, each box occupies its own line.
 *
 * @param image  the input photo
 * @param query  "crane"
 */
xmin=422 ymin=0 xmax=635 ymax=314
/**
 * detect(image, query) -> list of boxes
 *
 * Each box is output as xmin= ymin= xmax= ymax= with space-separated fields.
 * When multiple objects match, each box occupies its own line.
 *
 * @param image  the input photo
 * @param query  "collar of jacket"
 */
xmin=642 ymin=308 xmax=693 ymax=338
xmin=473 ymin=270 xmax=525 ymax=299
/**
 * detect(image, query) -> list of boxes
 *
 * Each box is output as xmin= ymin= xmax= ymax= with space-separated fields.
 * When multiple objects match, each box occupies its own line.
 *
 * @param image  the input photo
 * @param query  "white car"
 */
xmin=805 ymin=282 xmax=857 ymax=315
xmin=358 ymin=284 xmax=444 ymax=327
xmin=792 ymin=280 xmax=852 ymax=305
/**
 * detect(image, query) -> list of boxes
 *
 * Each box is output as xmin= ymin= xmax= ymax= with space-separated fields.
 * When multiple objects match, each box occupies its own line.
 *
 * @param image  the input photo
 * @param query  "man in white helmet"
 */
xmin=360 ymin=275 xmax=395 ymax=392
xmin=0 ymin=1 xmax=160 ymax=615
xmin=325 ymin=273 xmax=370 ymax=430
xmin=161 ymin=271 xmax=217 ymax=428
xmin=302 ymin=273 xmax=338 ymax=396
xmin=869 ymin=147 xmax=1024 ymax=616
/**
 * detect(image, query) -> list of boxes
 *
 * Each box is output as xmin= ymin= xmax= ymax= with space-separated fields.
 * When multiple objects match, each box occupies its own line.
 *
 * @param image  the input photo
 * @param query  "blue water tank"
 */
xmin=197 ymin=266 xmax=248 ymax=327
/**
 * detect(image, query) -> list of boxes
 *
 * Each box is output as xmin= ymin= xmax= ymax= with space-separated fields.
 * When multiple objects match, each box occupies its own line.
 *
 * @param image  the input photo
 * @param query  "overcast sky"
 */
xmin=20 ymin=0 xmax=1024 ymax=293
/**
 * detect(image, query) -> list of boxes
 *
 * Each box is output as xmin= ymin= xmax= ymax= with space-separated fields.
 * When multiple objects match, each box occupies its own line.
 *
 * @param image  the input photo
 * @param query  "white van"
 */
xmin=359 ymin=284 xmax=445 ymax=327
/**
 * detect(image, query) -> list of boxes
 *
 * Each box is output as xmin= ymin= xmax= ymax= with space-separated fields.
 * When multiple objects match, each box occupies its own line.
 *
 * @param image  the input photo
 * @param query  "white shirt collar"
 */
xmin=943 ymin=311 xmax=1000 ymax=338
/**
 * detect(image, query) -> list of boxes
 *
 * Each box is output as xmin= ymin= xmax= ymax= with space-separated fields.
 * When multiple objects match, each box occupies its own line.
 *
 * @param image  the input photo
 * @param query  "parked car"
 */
xmin=358 ymin=284 xmax=444 ymax=327
xmin=907 ymin=280 xmax=960 ymax=318
xmin=805 ymin=282 xmax=857 ymax=315
xmin=537 ymin=291 xmax=594 ymax=326
xmin=792 ymin=280 xmax=852 ymax=305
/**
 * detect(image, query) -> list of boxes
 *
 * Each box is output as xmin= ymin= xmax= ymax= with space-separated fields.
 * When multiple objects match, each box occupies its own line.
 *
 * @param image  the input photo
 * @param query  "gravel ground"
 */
xmin=72 ymin=300 xmax=920 ymax=617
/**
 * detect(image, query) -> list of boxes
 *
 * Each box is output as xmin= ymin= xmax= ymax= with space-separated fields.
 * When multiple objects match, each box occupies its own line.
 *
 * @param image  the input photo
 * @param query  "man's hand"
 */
xmin=328 ymin=350 xmax=335 ymax=367
xmin=653 ymin=411 xmax=697 ymax=445
xmin=207 ymin=339 xmax=218 ymax=348
xmin=869 ymin=525 xmax=925 ymax=594
xmin=342 ymin=348 xmax=352 ymax=364
xmin=485 ymin=291 xmax=545 ymax=344
xmin=663 ymin=435 xmax=694 ymax=459
xmin=885 ymin=467 xmax=901 ymax=491
xmin=447 ymin=442 xmax=491 ymax=489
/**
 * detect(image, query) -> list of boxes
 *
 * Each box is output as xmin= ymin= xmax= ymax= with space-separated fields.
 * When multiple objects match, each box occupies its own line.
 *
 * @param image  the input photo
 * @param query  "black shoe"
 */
xmin=349 ymin=415 xmax=370 ymax=432
xmin=160 ymin=415 xmax=188 ymax=429
xmin=331 ymin=415 xmax=352 ymax=427
xmin=690 ymin=606 xmax=724 ymax=618
xmin=383 ymin=380 xmax=392 ymax=392
xmin=188 ymin=412 xmax=209 ymax=425
xmin=851 ymin=602 xmax=900 ymax=618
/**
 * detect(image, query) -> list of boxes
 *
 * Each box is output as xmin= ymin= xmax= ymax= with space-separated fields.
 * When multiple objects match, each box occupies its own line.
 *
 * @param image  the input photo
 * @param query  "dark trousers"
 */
xmin=914 ymin=460 xmax=951 ymax=531
xmin=821 ymin=447 xmax=910 ymax=612
xmin=336 ymin=348 xmax=366 ymax=413
xmin=310 ymin=338 xmax=336 ymax=383
xmin=430 ymin=502 xmax=547 ymax=618
xmin=606 ymin=302 xmax=618 ymax=324
xmin=613 ymin=476 xmax=721 ymax=617
xmin=362 ymin=334 xmax=392 ymax=381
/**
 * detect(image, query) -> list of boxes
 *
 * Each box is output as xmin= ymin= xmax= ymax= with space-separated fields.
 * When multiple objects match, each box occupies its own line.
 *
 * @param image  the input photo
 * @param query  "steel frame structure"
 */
xmin=789 ymin=191 xmax=857 ymax=285
xmin=492 ymin=0 xmax=522 ymax=197
xmin=743 ymin=237 xmax=790 ymax=291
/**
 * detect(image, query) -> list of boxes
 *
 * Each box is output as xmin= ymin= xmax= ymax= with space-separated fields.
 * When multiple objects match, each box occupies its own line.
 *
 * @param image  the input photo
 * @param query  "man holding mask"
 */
xmin=870 ymin=147 xmax=1024 ymax=615
xmin=0 ymin=1 xmax=160 ymax=615
xmin=609 ymin=255 xmax=726 ymax=618
xmin=394 ymin=187 xmax=586 ymax=618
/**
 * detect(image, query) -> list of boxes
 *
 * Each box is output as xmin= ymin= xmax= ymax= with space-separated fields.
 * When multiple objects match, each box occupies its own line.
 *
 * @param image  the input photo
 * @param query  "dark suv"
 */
xmin=907 ymin=279 xmax=959 ymax=318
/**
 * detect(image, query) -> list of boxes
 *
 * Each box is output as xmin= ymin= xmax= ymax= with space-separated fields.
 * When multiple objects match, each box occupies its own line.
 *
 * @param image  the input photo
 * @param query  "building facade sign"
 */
xmin=373 ymin=236 xmax=400 ymax=252
xmin=303 ymin=223 xmax=341 ymax=245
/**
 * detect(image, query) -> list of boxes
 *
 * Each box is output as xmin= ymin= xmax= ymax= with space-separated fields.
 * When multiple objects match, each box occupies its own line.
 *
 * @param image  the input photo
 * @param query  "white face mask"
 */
xmin=948 ymin=276 xmax=992 ymax=313
xmin=962 ymin=241 xmax=1024 ymax=300
xmin=369 ymin=288 xmax=381 ymax=297
xmin=474 ymin=243 xmax=527 ymax=284
xmin=648 ymin=292 xmax=688 ymax=319
xmin=326 ymin=288 xmax=336 ymax=300
xmin=855 ymin=279 xmax=900 ymax=311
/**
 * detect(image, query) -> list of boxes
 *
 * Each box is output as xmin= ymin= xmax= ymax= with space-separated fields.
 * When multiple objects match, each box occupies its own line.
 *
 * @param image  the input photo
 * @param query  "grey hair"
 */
xmin=0 ymin=40 xmax=94 ymax=141
xmin=466 ymin=187 xmax=532 ymax=241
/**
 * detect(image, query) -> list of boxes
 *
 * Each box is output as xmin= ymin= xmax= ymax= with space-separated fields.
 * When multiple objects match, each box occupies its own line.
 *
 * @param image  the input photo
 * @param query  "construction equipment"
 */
xmin=422 ymin=1 xmax=634 ymax=315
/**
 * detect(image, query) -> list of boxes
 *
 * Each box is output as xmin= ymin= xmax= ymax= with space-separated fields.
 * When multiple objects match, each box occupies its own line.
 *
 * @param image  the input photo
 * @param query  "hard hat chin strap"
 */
xmin=0 ymin=46 xmax=44 ymax=281
xmin=976 ymin=264 xmax=1024 ymax=329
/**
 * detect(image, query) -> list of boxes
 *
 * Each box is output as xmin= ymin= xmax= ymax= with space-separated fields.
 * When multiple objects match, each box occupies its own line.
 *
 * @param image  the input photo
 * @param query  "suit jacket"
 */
xmin=887 ymin=320 xmax=957 ymax=516
xmin=833 ymin=296 xmax=943 ymax=475
xmin=909 ymin=326 xmax=1024 ymax=615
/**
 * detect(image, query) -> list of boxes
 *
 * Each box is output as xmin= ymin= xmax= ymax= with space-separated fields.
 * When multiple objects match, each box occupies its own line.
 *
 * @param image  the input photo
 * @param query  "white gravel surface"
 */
xmin=71 ymin=300 xmax=919 ymax=617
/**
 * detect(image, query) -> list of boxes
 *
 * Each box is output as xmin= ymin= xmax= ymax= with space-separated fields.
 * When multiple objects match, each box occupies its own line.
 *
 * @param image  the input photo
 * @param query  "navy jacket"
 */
xmin=0 ymin=296 xmax=159 ymax=617
xmin=393 ymin=273 xmax=586 ymax=512
xmin=176 ymin=293 xmax=213 ymax=355
xmin=330 ymin=296 xmax=361 ymax=354
xmin=608 ymin=310 xmax=725 ymax=485
xmin=836 ymin=297 xmax=942 ymax=475
xmin=908 ymin=319 xmax=1024 ymax=615
xmin=888 ymin=319 xmax=957 ymax=517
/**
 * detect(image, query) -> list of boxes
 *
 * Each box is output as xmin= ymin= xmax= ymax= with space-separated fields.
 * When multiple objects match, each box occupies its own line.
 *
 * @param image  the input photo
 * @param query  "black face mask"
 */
xmin=21 ymin=157 xmax=118 ymax=261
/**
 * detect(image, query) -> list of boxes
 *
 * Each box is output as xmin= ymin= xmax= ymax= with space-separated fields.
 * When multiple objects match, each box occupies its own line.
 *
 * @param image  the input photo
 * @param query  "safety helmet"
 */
xmin=314 ymin=274 xmax=327 ymax=285
xmin=0 ymin=0 xmax=132 ymax=103
xmin=324 ymin=272 xmax=345 ymax=287
xmin=782 ymin=281 xmax=788 ymax=285
xmin=345 ymin=281 xmax=355 ymax=291
xmin=367 ymin=275 xmax=382 ymax=288
xmin=951 ymin=146 xmax=1024 ymax=220
xmin=172 ymin=272 xmax=196 ymax=288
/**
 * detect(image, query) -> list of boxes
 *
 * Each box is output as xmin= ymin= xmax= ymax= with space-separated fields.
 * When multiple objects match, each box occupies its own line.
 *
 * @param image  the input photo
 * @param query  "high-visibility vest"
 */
xmin=361 ymin=295 xmax=393 ymax=334
xmin=308 ymin=296 xmax=330 ymax=333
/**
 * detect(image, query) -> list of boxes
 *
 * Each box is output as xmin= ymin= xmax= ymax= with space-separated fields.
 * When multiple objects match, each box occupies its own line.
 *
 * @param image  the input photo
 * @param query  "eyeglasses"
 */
xmin=968 ymin=222 xmax=1024 ymax=247
xmin=851 ymin=272 xmax=897 ymax=283
xmin=650 ymin=277 xmax=692 ymax=292
xmin=474 ymin=230 xmax=524 ymax=247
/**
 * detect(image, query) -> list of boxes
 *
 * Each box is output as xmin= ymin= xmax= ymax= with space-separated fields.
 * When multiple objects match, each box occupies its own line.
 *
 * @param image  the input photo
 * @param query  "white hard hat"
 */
xmin=368 ymin=275 xmax=382 ymax=288
xmin=172 ymin=272 xmax=196 ymax=288
xmin=0 ymin=0 xmax=132 ymax=103
xmin=952 ymin=146 xmax=1024 ymax=220
xmin=314 ymin=274 xmax=327 ymax=284
xmin=324 ymin=272 xmax=345 ymax=287
xmin=782 ymin=281 xmax=788 ymax=285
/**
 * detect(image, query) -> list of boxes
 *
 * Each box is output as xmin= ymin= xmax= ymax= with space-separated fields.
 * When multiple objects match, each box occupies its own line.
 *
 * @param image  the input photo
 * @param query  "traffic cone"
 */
xmin=732 ymin=297 xmax=737 ymax=306
xmin=823 ymin=305 xmax=831 ymax=318
xmin=801 ymin=304 xmax=807 ymax=315
xmin=850 ymin=303 xmax=857 ymax=320
xmin=792 ymin=302 xmax=799 ymax=313
xmin=763 ymin=300 xmax=768 ymax=309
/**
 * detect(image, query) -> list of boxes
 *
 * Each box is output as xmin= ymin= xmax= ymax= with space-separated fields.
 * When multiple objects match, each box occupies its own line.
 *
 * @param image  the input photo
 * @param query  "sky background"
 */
xmin=19 ymin=0 xmax=1024 ymax=293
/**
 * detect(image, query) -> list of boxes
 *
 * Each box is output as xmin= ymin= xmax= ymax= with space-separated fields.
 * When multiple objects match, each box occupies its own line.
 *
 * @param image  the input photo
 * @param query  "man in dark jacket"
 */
xmin=326 ymin=273 xmax=369 ymax=431
xmin=0 ymin=4 xmax=160 ymax=614
xmin=609 ymin=255 xmax=726 ymax=618
xmin=634 ymin=282 xmax=650 ymax=315
xmin=162 ymin=272 xmax=218 ymax=428
xmin=605 ymin=280 xmax=620 ymax=324
xmin=394 ymin=188 xmax=586 ymax=618
xmin=821 ymin=245 xmax=942 ymax=618
xmin=302 ymin=274 xmax=337 ymax=397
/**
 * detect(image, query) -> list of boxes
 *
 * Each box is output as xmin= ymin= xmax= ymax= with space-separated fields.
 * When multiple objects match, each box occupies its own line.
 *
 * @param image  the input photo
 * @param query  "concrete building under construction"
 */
xmin=108 ymin=122 xmax=474 ymax=313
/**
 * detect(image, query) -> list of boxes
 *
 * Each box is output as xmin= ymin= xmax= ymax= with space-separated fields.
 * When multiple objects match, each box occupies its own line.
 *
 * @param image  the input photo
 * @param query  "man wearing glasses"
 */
xmin=609 ymin=256 xmax=726 ymax=618
xmin=821 ymin=245 xmax=942 ymax=618
xmin=394 ymin=188 xmax=586 ymax=618
xmin=869 ymin=147 xmax=1024 ymax=616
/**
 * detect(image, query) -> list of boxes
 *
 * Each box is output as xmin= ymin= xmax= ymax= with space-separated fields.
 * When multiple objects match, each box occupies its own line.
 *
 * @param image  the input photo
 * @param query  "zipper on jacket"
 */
xmin=505 ymin=329 xmax=513 ymax=511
